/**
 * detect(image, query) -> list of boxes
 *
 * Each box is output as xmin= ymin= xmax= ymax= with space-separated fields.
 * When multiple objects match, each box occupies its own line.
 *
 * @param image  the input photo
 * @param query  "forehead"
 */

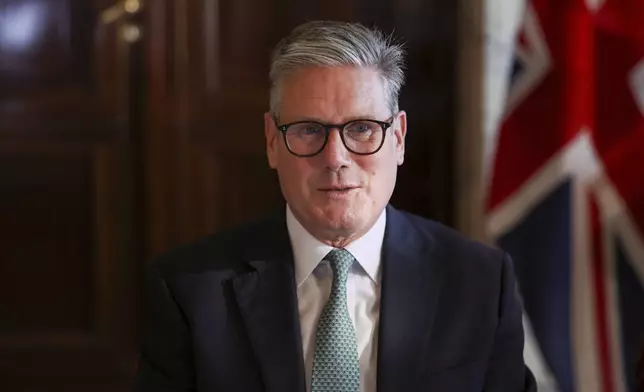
xmin=278 ymin=66 xmax=390 ymax=122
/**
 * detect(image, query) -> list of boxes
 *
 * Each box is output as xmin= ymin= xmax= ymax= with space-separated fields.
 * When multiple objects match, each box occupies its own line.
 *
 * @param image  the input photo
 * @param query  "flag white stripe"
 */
xmin=572 ymin=179 xmax=602 ymax=392
xmin=483 ymin=0 xmax=527 ymax=189
xmin=487 ymin=130 xmax=602 ymax=237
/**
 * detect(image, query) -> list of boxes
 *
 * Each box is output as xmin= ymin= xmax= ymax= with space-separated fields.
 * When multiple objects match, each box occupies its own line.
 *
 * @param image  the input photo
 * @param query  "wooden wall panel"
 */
xmin=0 ymin=0 xmax=142 ymax=389
xmin=0 ymin=151 xmax=94 ymax=333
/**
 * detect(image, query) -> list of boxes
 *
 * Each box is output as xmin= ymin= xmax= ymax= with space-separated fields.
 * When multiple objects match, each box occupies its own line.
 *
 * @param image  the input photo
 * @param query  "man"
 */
xmin=135 ymin=21 xmax=536 ymax=392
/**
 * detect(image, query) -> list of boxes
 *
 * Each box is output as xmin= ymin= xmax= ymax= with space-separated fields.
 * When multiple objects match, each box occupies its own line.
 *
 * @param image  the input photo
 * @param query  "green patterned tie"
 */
xmin=311 ymin=248 xmax=360 ymax=392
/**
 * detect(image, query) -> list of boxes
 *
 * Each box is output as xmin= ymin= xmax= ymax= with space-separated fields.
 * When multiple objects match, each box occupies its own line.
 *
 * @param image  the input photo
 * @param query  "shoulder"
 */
xmin=396 ymin=208 xmax=504 ymax=258
xmin=392 ymin=208 xmax=518 ymax=317
xmin=392 ymin=207 xmax=509 ymax=276
xmin=149 ymin=210 xmax=284 ymax=279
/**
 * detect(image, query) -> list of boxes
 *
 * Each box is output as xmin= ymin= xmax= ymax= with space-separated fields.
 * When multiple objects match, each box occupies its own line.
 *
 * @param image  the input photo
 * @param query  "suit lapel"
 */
xmin=231 ymin=212 xmax=305 ymax=392
xmin=376 ymin=206 xmax=445 ymax=392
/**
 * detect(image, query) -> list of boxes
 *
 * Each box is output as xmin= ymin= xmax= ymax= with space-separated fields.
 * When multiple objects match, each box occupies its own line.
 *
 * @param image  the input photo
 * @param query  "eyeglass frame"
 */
xmin=273 ymin=115 xmax=396 ymax=158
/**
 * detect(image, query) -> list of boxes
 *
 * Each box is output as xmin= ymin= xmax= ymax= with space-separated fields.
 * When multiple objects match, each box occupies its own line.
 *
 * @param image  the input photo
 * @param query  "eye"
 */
xmin=345 ymin=121 xmax=380 ymax=140
xmin=288 ymin=122 xmax=325 ymax=138
xmin=347 ymin=121 xmax=375 ymax=133
xmin=301 ymin=124 xmax=323 ymax=135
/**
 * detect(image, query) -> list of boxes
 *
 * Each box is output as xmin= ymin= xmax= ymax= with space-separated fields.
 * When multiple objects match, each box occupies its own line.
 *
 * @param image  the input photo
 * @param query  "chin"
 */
xmin=316 ymin=203 xmax=365 ymax=233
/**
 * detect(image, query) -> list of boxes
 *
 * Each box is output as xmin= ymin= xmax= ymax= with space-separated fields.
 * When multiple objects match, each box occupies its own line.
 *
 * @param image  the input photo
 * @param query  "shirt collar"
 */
xmin=286 ymin=204 xmax=386 ymax=287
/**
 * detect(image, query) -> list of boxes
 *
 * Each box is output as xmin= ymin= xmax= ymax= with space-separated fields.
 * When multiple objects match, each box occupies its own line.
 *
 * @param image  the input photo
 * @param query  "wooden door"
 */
xmin=0 ymin=0 xmax=142 ymax=390
xmin=144 ymin=0 xmax=457 ymax=257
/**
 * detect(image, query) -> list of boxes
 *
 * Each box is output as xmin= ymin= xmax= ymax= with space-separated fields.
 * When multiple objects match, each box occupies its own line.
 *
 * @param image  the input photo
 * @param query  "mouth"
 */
xmin=318 ymin=185 xmax=359 ymax=191
xmin=317 ymin=186 xmax=360 ymax=196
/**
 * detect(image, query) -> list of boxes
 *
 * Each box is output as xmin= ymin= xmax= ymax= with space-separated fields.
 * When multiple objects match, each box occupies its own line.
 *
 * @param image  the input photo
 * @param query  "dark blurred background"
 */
xmin=0 ymin=0 xmax=464 ymax=390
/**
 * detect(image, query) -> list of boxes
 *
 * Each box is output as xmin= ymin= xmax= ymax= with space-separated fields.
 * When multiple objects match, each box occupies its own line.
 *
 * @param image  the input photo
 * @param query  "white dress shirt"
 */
xmin=286 ymin=205 xmax=386 ymax=392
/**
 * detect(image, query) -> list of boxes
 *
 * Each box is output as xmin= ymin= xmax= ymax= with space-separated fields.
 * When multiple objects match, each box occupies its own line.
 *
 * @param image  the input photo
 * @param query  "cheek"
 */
xmin=360 ymin=155 xmax=397 ymax=193
xmin=279 ymin=158 xmax=313 ymax=192
xmin=358 ymin=160 xmax=382 ymax=187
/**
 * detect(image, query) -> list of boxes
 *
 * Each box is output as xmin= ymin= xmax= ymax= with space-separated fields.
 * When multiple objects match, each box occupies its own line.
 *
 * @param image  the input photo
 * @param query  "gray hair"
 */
xmin=269 ymin=21 xmax=406 ymax=118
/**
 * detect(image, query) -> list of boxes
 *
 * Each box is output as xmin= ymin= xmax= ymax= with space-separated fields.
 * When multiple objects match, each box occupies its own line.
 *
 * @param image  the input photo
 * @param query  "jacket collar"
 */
xmin=231 ymin=205 xmax=445 ymax=392
xmin=376 ymin=205 xmax=445 ymax=391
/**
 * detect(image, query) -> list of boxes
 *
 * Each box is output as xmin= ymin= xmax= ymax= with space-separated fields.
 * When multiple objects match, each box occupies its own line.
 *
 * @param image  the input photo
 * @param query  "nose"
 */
xmin=320 ymin=128 xmax=351 ymax=171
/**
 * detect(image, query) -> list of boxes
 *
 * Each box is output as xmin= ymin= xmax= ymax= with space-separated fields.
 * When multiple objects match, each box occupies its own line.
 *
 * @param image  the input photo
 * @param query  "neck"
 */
xmin=306 ymin=217 xmax=377 ymax=249
xmin=318 ymin=232 xmax=363 ymax=249
xmin=285 ymin=204 xmax=385 ymax=249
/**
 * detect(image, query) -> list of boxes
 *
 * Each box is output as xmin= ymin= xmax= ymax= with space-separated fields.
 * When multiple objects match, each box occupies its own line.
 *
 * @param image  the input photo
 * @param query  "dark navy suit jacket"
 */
xmin=134 ymin=205 xmax=537 ymax=391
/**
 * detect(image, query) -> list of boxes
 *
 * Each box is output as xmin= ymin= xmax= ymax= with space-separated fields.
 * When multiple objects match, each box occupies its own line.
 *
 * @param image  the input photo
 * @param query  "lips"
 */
xmin=318 ymin=185 xmax=359 ymax=191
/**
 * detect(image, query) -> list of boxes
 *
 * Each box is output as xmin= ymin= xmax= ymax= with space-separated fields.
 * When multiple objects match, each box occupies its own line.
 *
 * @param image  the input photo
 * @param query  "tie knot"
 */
xmin=323 ymin=248 xmax=355 ymax=280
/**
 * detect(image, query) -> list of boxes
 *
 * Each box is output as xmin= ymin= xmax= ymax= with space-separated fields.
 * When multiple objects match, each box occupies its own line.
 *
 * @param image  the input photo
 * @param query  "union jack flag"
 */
xmin=485 ymin=0 xmax=644 ymax=391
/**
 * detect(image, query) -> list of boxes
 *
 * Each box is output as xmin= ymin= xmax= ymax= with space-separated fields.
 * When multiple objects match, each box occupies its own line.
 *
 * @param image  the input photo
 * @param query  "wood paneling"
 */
xmin=0 ymin=0 xmax=141 ymax=389
xmin=0 ymin=150 xmax=94 ymax=333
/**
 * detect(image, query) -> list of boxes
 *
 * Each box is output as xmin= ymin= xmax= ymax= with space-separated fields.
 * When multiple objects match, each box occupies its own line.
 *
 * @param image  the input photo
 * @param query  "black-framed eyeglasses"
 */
xmin=274 ymin=116 xmax=395 ymax=157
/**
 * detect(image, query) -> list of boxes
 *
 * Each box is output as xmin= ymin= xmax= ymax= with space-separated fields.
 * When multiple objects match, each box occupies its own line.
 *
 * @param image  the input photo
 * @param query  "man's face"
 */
xmin=265 ymin=66 xmax=407 ymax=244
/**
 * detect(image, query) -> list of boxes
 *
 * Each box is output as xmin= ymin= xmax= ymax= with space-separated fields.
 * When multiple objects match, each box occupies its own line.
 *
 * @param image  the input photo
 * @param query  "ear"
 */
xmin=265 ymin=112 xmax=279 ymax=169
xmin=393 ymin=110 xmax=407 ymax=165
